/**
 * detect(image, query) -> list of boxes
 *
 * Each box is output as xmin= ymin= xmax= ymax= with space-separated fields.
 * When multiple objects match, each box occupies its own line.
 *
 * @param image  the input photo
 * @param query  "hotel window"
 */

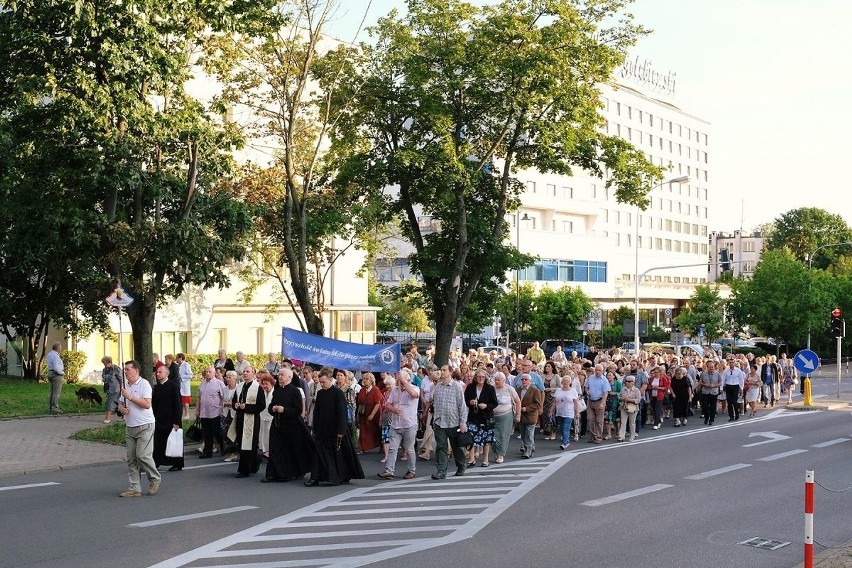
xmin=665 ymin=219 xmax=672 ymax=232
xmin=626 ymin=233 xmax=632 ymax=247
xmin=562 ymin=220 xmax=574 ymax=233
xmin=692 ymin=242 xmax=699 ymax=254
xmin=616 ymin=123 xmax=621 ymax=136
xmin=648 ymin=113 xmax=654 ymax=127
xmin=592 ymin=184 xmax=598 ymax=199
xmin=562 ymin=186 xmax=574 ymax=198
xmin=678 ymin=143 xmax=682 ymax=156
xmin=674 ymin=241 xmax=681 ymax=252
xmin=547 ymin=183 xmax=557 ymax=196
xmin=648 ymin=134 xmax=653 ymax=147
xmin=673 ymin=221 xmax=681 ymax=233
xmin=602 ymin=97 xmax=609 ymax=111
xmin=615 ymin=233 xmax=621 ymax=246
xmin=638 ymin=110 xmax=643 ymax=123
xmin=616 ymin=102 xmax=621 ymax=115
xmin=627 ymin=106 xmax=632 ymax=119
xmin=654 ymin=238 xmax=662 ymax=250
xmin=743 ymin=241 xmax=756 ymax=252
xmin=674 ymin=277 xmax=681 ymax=283
xmin=692 ymin=224 xmax=699 ymax=235
xmin=526 ymin=180 xmax=536 ymax=193
xmin=613 ymin=210 xmax=620 ymax=224
xmin=677 ymin=124 xmax=682 ymax=136
xmin=668 ymin=121 xmax=672 ymax=133
xmin=604 ymin=209 xmax=609 ymax=222
xmin=625 ymin=212 xmax=632 ymax=226
xmin=626 ymin=127 xmax=632 ymax=140
xmin=213 ymin=328 xmax=227 ymax=351
xmin=701 ymin=243 xmax=708 ymax=255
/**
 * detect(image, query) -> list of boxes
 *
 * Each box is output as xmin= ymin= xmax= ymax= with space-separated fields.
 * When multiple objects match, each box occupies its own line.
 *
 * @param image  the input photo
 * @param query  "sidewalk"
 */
xmin=0 ymin=413 xmax=126 ymax=478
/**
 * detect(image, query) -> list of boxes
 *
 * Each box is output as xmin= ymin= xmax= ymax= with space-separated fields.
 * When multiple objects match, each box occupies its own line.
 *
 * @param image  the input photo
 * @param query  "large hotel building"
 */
xmin=376 ymin=59 xmax=712 ymax=333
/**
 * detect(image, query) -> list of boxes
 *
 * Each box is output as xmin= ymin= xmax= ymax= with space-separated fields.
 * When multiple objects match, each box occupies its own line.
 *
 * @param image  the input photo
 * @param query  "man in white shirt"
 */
xmin=118 ymin=360 xmax=161 ymax=497
xmin=722 ymin=357 xmax=745 ymax=422
xmin=46 ymin=342 xmax=65 ymax=415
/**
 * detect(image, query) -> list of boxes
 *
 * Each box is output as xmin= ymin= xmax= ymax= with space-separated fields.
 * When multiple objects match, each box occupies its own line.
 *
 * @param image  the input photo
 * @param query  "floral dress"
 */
xmin=604 ymin=377 xmax=622 ymax=424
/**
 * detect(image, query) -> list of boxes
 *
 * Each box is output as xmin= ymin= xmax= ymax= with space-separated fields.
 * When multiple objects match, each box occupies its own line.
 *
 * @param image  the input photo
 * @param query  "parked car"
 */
xmin=541 ymin=339 xmax=591 ymax=360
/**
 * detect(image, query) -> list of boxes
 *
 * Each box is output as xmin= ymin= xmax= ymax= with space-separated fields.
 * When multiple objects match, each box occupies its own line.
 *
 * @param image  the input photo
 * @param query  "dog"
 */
xmin=75 ymin=387 xmax=103 ymax=407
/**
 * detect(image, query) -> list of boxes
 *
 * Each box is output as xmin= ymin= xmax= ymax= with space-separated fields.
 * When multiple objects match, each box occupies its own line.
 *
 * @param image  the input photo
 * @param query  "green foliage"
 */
xmin=0 ymin=0 xmax=260 ymax=378
xmin=529 ymin=286 xmax=594 ymax=341
xmin=183 ymin=354 xmax=268 ymax=378
xmin=60 ymin=350 xmax=88 ymax=385
xmin=333 ymin=0 xmax=660 ymax=364
xmin=765 ymin=208 xmax=852 ymax=268
xmin=727 ymin=249 xmax=820 ymax=347
xmin=495 ymin=282 xmax=537 ymax=342
xmin=676 ymin=285 xmax=726 ymax=341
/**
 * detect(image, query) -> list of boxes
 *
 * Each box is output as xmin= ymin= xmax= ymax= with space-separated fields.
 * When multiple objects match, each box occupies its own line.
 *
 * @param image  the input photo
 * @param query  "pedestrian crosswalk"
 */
xmin=149 ymin=454 xmax=575 ymax=568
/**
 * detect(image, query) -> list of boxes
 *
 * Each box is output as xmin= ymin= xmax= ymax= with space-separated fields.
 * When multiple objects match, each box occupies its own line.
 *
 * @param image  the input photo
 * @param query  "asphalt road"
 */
xmin=2 ymin=380 xmax=851 ymax=568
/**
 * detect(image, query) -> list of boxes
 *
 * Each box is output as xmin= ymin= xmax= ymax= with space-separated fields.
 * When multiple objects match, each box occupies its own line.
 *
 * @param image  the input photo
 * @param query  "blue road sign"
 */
xmin=793 ymin=349 xmax=820 ymax=375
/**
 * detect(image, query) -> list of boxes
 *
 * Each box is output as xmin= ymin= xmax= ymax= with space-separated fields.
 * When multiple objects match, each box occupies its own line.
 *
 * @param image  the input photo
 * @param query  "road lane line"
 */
xmin=278 ymin=514 xmax=472 ymax=528
xmin=0 ymin=482 xmax=60 ymax=492
xmin=181 ymin=462 xmax=233 ymax=470
xmin=327 ymin=495 xmax=498 ymax=506
xmin=811 ymin=438 xmax=849 ymax=448
xmin=581 ymin=484 xmax=673 ymax=507
xmin=128 ymin=506 xmax=257 ymax=527
xmin=247 ymin=527 xmax=449 ymax=541
xmin=685 ymin=463 xmax=751 ymax=480
xmin=757 ymin=449 xmax=808 ymax=461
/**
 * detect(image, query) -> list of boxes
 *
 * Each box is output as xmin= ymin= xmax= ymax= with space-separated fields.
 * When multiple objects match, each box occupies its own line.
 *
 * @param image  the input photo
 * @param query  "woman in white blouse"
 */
xmin=491 ymin=372 xmax=521 ymax=464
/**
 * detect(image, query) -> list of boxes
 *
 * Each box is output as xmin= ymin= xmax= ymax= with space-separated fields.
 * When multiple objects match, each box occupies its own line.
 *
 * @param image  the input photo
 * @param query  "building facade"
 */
xmin=708 ymin=231 xmax=765 ymax=281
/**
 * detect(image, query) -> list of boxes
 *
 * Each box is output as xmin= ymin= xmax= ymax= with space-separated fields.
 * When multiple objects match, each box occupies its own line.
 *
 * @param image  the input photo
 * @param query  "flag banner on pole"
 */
xmin=281 ymin=327 xmax=401 ymax=372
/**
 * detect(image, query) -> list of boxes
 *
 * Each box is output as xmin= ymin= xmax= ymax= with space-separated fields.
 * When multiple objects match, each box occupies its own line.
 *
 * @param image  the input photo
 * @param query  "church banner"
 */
xmin=281 ymin=327 xmax=401 ymax=372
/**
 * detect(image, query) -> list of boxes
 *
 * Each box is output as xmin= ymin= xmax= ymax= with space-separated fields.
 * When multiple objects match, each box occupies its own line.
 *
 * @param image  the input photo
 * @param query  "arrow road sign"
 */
xmin=793 ymin=349 xmax=820 ymax=375
xmin=743 ymin=431 xmax=791 ymax=448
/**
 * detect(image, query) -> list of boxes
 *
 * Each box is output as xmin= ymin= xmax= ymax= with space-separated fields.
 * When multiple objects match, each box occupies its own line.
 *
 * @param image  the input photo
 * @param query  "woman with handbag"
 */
xmin=745 ymin=364 xmax=762 ymax=417
xmin=648 ymin=366 xmax=671 ymax=430
xmin=464 ymin=370 xmax=498 ymax=467
xmin=617 ymin=376 xmax=642 ymax=442
xmin=540 ymin=362 xmax=560 ymax=440
xmin=670 ymin=366 xmax=692 ymax=427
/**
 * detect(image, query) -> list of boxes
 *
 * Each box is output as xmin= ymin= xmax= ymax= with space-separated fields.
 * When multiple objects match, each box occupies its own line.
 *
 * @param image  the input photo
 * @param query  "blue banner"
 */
xmin=281 ymin=327 xmax=401 ymax=372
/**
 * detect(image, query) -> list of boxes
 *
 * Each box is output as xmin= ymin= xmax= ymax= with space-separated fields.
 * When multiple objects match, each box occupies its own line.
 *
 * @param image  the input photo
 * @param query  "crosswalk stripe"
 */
xmin=148 ymin=454 xmax=572 ymax=568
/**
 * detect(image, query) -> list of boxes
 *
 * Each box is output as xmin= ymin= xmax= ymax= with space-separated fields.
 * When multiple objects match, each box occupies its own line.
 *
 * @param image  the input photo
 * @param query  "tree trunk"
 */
xmin=432 ymin=306 xmax=457 ymax=367
xmin=125 ymin=294 xmax=156 ymax=383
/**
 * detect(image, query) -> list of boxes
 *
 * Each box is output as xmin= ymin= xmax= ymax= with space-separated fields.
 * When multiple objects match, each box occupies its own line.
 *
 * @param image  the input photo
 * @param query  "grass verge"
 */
xmin=71 ymin=418 xmax=200 ymax=446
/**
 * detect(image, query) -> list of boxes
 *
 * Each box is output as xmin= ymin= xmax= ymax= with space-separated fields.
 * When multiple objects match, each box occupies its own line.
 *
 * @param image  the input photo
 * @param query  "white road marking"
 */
xmin=128 ymin=506 xmax=257 ymax=528
xmin=811 ymin=438 xmax=849 ymax=448
xmin=685 ymin=463 xmax=752 ymax=480
xmin=581 ymin=484 xmax=673 ymax=507
xmin=148 ymin=454 xmax=573 ymax=568
xmin=743 ymin=431 xmax=790 ymax=447
xmin=181 ymin=461 xmax=233 ymax=470
xmin=0 ymin=482 xmax=60 ymax=492
xmin=757 ymin=449 xmax=808 ymax=461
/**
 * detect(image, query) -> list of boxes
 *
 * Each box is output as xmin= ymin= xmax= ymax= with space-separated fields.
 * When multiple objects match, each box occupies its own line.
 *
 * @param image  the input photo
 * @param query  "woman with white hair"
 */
xmin=491 ymin=372 xmax=520 ymax=464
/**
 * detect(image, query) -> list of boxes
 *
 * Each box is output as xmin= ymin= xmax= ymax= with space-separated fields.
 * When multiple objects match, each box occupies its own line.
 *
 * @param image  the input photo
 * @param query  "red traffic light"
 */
xmin=831 ymin=308 xmax=842 ymax=318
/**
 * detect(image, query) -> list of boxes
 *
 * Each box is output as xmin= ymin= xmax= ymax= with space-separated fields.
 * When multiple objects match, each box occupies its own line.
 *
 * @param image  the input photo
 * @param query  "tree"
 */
xmin=333 ymin=0 xmax=661 ymax=364
xmin=529 ymin=285 xmax=594 ymax=341
xmin=675 ymin=285 xmax=726 ymax=342
xmin=210 ymin=0 xmax=381 ymax=336
xmin=0 ymin=1 xmax=265 ymax=379
xmin=727 ymin=249 xmax=827 ymax=349
xmin=765 ymin=208 xmax=852 ymax=269
xmin=494 ymin=282 xmax=537 ymax=346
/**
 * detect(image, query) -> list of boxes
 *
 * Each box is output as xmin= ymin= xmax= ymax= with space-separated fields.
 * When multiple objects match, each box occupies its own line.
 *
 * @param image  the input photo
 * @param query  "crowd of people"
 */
xmin=109 ymin=342 xmax=801 ymax=496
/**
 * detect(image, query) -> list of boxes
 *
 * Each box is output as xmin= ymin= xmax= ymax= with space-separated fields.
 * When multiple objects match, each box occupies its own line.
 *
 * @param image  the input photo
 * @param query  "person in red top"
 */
xmin=152 ymin=353 xmax=165 ymax=377
xmin=648 ymin=366 xmax=671 ymax=430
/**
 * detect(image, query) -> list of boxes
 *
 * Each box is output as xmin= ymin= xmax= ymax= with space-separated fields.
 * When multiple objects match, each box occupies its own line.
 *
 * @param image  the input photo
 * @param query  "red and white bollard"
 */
xmin=805 ymin=470 xmax=814 ymax=568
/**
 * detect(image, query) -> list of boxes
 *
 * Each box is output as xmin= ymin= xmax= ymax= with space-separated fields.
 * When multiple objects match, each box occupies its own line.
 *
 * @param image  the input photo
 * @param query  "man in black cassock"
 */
xmin=304 ymin=367 xmax=365 ymax=486
xmin=152 ymin=364 xmax=184 ymax=471
xmin=227 ymin=366 xmax=266 ymax=478
xmin=263 ymin=368 xmax=314 ymax=482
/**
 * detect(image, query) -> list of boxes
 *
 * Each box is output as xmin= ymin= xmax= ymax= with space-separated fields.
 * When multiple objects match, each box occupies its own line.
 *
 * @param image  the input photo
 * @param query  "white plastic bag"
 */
xmin=165 ymin=428 xmax=184 ymax=458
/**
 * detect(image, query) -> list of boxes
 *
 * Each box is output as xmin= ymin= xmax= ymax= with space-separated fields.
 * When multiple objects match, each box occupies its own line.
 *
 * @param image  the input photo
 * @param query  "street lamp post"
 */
xmin=634 ymin=176 xmax=690 ymax=356
xmin=806 ymin=241 xmax=852 ymax=350
xmin=514 ymin=211 xmax=530 ymax=352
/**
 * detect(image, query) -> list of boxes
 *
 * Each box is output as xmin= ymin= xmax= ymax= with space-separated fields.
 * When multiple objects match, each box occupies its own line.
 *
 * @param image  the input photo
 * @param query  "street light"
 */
xmin=806 ymin=241 xmax=852 ymax=350
xmin=633 ymin=176 xmax=690 ymax=355
xmin=514 ymin=211 xmax=530 ymax=351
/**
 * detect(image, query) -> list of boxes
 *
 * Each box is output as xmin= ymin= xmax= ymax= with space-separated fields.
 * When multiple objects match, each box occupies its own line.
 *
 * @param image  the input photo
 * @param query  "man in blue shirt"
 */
xmin=584 ymin=364 xmax=611 ymax=444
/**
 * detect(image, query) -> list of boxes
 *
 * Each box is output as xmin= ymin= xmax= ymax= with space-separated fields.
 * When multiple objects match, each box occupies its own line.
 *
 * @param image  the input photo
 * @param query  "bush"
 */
xmin=183 ymin=353 xmax=270 ymax=379
xmin=60 ymin=350 xmax=87 ymax=384
xmin=0 ymin=348 xmax=7 ymax=376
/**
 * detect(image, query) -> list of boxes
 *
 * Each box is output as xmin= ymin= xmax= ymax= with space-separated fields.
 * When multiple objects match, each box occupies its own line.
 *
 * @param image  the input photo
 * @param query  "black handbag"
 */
xmin=455 ymin=430 xmax=474 ymax=449
xmin=186 ymin=418 xmax=202 ymax=442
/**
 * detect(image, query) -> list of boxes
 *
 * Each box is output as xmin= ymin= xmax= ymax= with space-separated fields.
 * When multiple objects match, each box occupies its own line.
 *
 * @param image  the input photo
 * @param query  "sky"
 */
xmin=325 ymin=0 xmax=852 ymax=233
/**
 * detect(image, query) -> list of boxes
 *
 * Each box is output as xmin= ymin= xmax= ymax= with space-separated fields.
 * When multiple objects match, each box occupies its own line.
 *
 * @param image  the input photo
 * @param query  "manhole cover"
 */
xmin=739 ymin=537 xmax=791 ymax=551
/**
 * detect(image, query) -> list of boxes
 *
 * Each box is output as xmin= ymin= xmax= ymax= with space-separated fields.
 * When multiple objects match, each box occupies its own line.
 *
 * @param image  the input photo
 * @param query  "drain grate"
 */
xmin=739 ymin=537 xmax=792 ymax=551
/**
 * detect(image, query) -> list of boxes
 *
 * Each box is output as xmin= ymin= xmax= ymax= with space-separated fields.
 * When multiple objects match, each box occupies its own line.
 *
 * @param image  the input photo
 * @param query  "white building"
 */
xmin=708 ymin=231 xmax=765 ymax=280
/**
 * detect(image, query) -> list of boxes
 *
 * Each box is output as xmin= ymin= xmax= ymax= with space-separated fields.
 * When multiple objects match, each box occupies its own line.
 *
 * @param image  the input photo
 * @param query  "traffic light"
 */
xmin=831 ymin=308 xmax=845 ymax=338
xmin=719 ymin=249 xmax=731 ymax=272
